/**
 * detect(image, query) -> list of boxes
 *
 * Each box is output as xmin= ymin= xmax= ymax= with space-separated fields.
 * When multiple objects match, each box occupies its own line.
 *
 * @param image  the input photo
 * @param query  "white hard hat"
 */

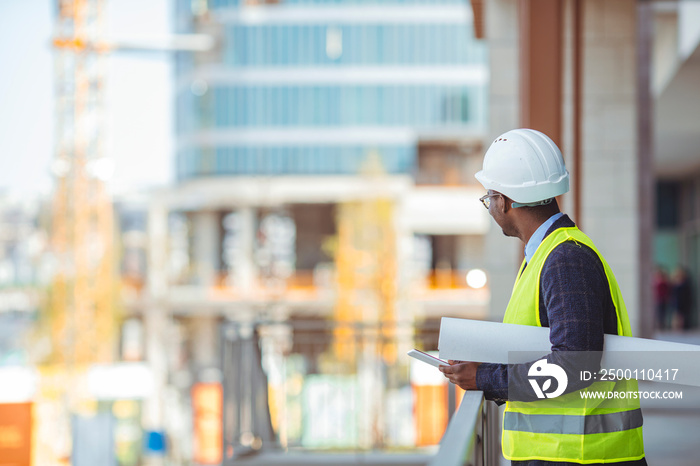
xmin=475 ymin=128 xmax=569 ymax=204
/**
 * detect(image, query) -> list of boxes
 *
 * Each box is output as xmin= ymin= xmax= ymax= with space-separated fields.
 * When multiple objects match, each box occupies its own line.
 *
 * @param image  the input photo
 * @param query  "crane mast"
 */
xmin=50 ymin=0 xmax=115 ymax=369
xmin=40 ymin=3 xmax=214 ymax=463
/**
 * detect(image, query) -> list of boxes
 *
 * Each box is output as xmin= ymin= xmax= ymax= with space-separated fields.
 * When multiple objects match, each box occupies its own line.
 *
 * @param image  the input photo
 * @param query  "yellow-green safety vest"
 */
xmin=501 ymin=226 xmax=645 ymax=463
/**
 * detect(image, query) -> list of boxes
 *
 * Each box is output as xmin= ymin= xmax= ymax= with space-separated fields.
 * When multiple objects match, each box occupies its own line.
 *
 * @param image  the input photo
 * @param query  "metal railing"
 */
xmin=222 ymin=319 xmax=500 ymax=465
xmin=429 ymin=391 xmax=500 ymax=466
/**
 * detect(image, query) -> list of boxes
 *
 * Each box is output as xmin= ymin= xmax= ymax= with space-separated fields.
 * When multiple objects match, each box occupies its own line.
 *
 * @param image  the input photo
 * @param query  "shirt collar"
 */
xmin=524 ymin=212 xmax=565 ymax=263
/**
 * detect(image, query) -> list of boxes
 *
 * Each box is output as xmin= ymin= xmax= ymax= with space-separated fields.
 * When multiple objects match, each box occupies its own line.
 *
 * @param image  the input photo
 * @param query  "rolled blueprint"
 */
xmin=438 ymin=317 xmax=700 ymax=387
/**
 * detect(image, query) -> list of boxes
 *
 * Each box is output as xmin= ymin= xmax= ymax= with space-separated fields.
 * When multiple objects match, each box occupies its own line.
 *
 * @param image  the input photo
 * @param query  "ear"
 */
xmin=501 ymin=196 xmax=512 ymax=214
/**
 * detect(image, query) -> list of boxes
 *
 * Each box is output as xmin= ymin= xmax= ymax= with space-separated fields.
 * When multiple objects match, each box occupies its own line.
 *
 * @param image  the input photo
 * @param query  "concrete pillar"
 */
xmin=394 ymin=203 xmax=418 ymax=360
xmin=191 ymin=212 xmax=223 ymax=383
xmin=192 ymin=210 xmax=221 ymax=287
xmin=234 ymin=207 xmax=256 ymax=292
xmin=190 ymin=316 xmax=221 ymax=382
xmin=484 ymin=0 xmax=523 ymax=320
xmin=456 ymin=235 xmax=486 ymax=271
xmin=580 ymin=0 xmax=641 ymax=333
xmin=637 ymin=1 xmax=655 ymax=339
xmin=144 ymin=198 xmax=169 ymax=465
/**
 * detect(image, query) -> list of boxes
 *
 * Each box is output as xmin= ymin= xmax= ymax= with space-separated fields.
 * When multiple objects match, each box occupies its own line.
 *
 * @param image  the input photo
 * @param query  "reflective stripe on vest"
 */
xmin=500 ymin=225 xmax=645 ymax=463
xmin=504 ymin=408 xmax=643 ymax=435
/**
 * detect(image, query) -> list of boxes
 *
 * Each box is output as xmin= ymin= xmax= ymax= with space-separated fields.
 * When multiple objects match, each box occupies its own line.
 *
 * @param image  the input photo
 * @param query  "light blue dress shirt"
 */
xmin=524 ymin=212 xmax=565 ymax=263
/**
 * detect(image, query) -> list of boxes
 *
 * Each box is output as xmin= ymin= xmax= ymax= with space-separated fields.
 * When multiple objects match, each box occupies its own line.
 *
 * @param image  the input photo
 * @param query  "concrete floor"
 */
xmin=640 ymin=331 xmax=700 ymax=466
xmin=643 ymin=409 xmax=700 ymax=465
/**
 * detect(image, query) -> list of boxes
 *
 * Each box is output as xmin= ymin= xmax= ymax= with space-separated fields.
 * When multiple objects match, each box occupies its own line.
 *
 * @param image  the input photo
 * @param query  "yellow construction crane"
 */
xmin=47 ymin=0 xmax=215 ymax=368
xmin=50 ymin=0 xmax=114 ymax=368
xmin=38 ymin=2 xmax=216 ymax=464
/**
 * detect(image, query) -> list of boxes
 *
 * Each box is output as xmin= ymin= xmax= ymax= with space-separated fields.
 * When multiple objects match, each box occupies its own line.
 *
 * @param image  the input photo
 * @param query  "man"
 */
xmin=439 ymin=129 xmax=646 ymax=465
xmin=671 ymin=266 xmax=692 ymax=330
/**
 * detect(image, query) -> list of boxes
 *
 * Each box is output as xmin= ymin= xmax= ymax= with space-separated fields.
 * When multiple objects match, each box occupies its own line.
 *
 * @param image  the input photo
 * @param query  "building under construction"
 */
xmin=138 ymin=0 xmax=492 ymax=462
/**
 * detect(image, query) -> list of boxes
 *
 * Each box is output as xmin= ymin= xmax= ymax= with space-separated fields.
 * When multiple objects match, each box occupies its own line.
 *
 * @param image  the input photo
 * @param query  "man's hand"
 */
xmin=439 ymin=360 xmax=481 ymax=390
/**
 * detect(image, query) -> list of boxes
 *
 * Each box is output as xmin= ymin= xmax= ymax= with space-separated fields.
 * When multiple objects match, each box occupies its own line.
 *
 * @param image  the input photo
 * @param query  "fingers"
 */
xmin=439 ymin=361 xmax=479 ymax=390
xmin=440 ymin=361 xmax=467 ymax=375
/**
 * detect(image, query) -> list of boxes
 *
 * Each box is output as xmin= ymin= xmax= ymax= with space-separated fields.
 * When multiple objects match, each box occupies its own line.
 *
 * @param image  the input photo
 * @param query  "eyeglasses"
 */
xmin=479 ymin=193 xmax=502 ymax=209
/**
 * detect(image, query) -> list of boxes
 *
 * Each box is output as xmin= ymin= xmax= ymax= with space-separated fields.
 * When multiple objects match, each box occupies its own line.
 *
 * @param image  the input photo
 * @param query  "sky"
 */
xmin=0 ymin=0 xmax=173 ymax=198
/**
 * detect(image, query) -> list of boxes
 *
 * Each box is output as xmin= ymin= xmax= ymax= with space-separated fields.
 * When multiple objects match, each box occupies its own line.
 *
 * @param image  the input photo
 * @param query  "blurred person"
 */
xmin=654 ymin=266 xmax=671 ymax=329
xmin=671 ymin=266 xmax=693 ymax=330
xmin=439 ymin=129 xmax=646 ymax=465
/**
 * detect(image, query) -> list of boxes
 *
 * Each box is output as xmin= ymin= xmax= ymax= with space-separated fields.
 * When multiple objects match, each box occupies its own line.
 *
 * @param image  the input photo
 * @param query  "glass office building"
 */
xmin=174 ymin=0 xmax=487 ymax=180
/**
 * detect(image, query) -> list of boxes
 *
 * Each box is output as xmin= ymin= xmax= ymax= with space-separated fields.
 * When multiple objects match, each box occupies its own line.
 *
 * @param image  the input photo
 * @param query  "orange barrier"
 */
xmin=0 ymin=402 xmax=32 ymax=466
xmin=192 ymin=383 xmax=223 ymax=465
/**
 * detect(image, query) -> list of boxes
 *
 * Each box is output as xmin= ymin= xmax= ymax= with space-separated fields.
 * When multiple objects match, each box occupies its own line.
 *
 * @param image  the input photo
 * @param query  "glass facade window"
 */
xmin=177 ymin=145 xmax=415 ymax=178
xmin=175 ymin=1 xmax=487 ymax=180
xmin=657 ymin=181 xmax=681 ymax=229
xmin=179 ymin=84 xmax=485 ymax=130
xmin=175 ymin=52 xmax=195 ymax=77
xmin=224 ymin=23 xmax=483 ymax=66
